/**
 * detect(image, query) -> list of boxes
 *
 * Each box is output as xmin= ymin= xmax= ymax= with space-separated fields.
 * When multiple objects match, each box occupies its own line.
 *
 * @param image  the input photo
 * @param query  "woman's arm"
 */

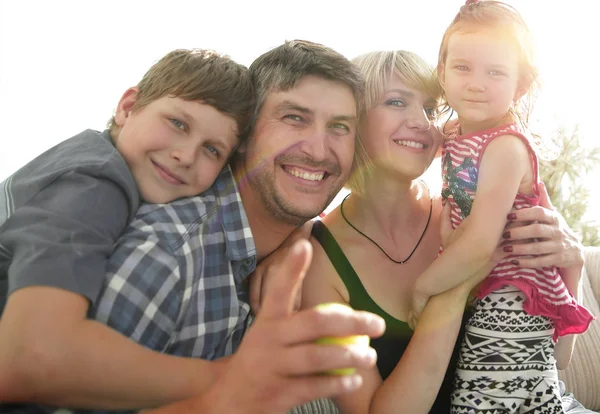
xmin=302 ymin=232 xmax=494 ymax=414
xmin=300 ymin=237 xmax=382 ymax=414
xmin=370 ymin=277 xmax=488 ymax=414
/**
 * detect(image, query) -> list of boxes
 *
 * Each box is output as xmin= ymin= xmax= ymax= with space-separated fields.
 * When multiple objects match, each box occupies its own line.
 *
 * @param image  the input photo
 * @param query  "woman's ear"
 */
xmin=437 ymin=64 xmax=446 ymax=89
xmin=114 ymin=87 xmax=139 ymax=127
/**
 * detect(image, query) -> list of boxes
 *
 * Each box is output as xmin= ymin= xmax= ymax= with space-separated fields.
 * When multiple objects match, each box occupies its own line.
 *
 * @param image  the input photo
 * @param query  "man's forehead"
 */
xmin=266 ymin=77 xmax=357 ymax=119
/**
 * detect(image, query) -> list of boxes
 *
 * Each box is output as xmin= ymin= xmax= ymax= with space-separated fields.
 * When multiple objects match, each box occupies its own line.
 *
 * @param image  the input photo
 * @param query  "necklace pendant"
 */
xmin=339 ymin=181 xmax=433 ymax=265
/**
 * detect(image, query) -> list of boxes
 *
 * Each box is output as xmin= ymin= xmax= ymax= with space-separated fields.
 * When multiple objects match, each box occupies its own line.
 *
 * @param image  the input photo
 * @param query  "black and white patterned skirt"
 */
xmin=451 ymin=285 xmax=563 ymax=414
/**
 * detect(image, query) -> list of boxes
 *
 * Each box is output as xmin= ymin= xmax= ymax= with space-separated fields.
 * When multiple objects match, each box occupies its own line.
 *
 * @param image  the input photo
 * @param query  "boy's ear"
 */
xmin=114 ymin=87 xmax=139 ymax=127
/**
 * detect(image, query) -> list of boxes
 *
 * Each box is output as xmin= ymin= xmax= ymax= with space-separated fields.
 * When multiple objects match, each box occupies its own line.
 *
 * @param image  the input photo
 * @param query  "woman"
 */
xmin=301 ymin=50 xmax=590 ymax=414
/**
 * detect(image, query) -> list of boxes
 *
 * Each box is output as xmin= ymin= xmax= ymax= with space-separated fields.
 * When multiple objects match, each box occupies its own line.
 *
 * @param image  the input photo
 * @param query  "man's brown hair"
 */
xmin=248 ymin=40 xmax=365 ymax=130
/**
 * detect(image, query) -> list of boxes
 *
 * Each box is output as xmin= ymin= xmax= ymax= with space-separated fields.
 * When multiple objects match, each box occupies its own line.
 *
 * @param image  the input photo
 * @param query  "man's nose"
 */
xmin=299 ymin=127 xmax=329 ymax=161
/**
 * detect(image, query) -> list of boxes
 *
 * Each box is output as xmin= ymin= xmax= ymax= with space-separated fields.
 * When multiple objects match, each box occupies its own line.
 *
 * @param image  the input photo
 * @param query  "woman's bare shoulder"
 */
xmin=303 ymin=213 xmax=351 ymax=306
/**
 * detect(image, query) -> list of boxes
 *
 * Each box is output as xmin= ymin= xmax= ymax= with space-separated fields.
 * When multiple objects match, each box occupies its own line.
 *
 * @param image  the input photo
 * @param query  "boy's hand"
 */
xmin=250 ymin=222 xmax=312 ymax=316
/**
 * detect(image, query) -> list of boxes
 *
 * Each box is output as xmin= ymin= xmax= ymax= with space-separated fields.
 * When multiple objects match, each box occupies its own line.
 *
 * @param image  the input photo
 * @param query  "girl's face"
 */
xmin=360 ymin=75 xmax=442 ymax=180
xmin=440 ymin=28 xmax=522 ymax=134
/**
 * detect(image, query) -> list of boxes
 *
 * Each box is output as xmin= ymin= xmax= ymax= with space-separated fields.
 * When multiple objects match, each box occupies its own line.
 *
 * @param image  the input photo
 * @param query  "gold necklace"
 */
xmin=339 ymin=182 xmax=432 ymax=264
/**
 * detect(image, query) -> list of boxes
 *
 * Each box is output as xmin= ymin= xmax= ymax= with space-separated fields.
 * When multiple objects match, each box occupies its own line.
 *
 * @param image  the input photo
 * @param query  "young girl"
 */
xmin=411 ymin=1 xmax=595 ymax=413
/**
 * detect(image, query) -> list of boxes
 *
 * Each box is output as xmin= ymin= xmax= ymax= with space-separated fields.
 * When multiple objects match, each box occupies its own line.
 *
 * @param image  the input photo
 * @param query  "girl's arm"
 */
xmin=414 ymin=135 xmax=532 ymax=302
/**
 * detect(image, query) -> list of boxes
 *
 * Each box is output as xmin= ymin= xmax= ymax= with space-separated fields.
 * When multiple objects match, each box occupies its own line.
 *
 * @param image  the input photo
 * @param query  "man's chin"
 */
xmin=275 ymin=201 xmax=328 ymax=224
xmin=269 ymin=185 xmax=338 ymax=223
xmin=289 ymin=201 xmax=332 ymax=220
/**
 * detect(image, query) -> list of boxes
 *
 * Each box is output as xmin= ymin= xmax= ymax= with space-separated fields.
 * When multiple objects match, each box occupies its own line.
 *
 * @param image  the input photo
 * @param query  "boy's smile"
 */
xmin=113 ymin=90 xmax=239 ymax=203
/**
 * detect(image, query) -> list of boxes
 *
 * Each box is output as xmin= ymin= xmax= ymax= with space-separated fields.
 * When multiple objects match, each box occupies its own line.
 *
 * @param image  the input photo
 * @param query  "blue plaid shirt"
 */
xmin=18 ymin=166 xmax=257 ymax=414
xmin=94 ymin=165 xmax=256 ymax=358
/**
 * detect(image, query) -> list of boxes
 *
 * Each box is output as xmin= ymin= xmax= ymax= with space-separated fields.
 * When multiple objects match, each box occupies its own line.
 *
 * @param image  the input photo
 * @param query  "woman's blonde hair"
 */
xmin=347 ymin=50 xmax=441 ymax=196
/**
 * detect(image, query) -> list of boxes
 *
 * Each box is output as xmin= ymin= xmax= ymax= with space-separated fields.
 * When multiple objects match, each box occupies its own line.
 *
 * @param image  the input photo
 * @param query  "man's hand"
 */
xmin=153 ymin=239 xmax=385 ymax=414
xmin=249 ymin=222 xmax=312 ymax=315
xmin=502 ymin=183 xmax=584 ymax=270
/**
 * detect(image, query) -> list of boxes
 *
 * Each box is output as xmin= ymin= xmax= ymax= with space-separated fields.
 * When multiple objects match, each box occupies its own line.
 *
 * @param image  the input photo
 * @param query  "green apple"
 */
xmin=314 ymin=302 xmax=371 ymax=375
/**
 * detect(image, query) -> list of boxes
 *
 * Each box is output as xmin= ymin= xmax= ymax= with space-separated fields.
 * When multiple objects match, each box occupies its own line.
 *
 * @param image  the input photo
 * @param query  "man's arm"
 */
xmin=501 ymin=183 xmax=587 ymax=369
xmin=146 ymin=240 xmax=386 ymax=414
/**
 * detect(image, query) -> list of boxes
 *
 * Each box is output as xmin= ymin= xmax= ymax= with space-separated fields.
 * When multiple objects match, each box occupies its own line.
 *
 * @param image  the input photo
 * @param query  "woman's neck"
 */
xmin=344 ymin=171 xmax=429 ymax=242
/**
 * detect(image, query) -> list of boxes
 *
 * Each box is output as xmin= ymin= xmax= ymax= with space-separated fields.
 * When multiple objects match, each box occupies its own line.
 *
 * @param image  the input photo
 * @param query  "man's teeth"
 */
xmin=286 ymin=168 xmax=325 ymax=181
xmin=395 ymin=140 xmax=425 ymax=149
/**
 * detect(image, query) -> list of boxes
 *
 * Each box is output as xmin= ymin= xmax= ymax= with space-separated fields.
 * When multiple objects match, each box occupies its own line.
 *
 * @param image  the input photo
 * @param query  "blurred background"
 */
xmin=1 ymin=0 xmax=597 ymax=243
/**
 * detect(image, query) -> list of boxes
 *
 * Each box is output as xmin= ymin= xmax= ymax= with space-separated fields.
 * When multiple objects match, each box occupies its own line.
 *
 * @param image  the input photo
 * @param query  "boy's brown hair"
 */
xmin=109 ymin=48 xmax=254 ymax=140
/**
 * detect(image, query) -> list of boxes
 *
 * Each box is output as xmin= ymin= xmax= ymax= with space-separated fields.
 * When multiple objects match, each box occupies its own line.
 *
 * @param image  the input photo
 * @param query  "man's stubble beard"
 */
xmin=250 ymin=169 xmax=340 ymax=226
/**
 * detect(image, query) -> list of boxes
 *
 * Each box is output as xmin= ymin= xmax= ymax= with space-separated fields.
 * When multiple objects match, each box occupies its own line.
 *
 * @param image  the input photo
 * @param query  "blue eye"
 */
xmin=330 ymin=123 xmax=350 ymax=134
xmin=387 ymin=99 xmax=406 ymax=107
xmin=283 ymin=114 xmax=303 ymax=122
xmin=204 ymin=144 xmax=220 ymax=158
xmin=169 ymin=118 xmax=186 ymax=130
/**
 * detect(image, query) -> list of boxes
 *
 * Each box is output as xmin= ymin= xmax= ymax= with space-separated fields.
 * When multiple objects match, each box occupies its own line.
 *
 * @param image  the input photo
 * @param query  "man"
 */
xmin=148 ymin=238 xmax=384 ymax=414
xmin=0 ymin=40 xmax=385 ymax=414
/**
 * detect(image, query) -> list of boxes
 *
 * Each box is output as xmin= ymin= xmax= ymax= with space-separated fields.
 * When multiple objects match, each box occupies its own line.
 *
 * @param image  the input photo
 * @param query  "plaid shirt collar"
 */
xmin=211 ymin=165 xmax=255 ymax=276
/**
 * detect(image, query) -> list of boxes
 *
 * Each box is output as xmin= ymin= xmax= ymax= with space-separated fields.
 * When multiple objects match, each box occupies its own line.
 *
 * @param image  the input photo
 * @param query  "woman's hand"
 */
xmin=501 ymin=183 xmax=584 ymax=271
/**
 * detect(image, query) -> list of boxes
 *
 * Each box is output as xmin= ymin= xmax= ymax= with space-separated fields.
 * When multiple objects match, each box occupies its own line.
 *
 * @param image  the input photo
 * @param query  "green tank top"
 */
xmin=311 ymin=220 xmax=463 ymax=413
xmin=311 ymin=220 xmax=412 ymax=339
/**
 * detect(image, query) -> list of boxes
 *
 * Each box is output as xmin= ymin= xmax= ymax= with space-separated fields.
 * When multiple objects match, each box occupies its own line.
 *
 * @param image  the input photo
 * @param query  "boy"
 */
xmin=0 ymin=48 xmax=252 ymax=312
xmin=0 ymin=49 xmax=253 ymax=408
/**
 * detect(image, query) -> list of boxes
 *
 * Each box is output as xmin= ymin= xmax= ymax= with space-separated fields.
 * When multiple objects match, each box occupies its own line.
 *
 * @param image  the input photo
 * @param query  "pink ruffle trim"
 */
xmin=477 ymin=277 xmax=596 ymax=341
